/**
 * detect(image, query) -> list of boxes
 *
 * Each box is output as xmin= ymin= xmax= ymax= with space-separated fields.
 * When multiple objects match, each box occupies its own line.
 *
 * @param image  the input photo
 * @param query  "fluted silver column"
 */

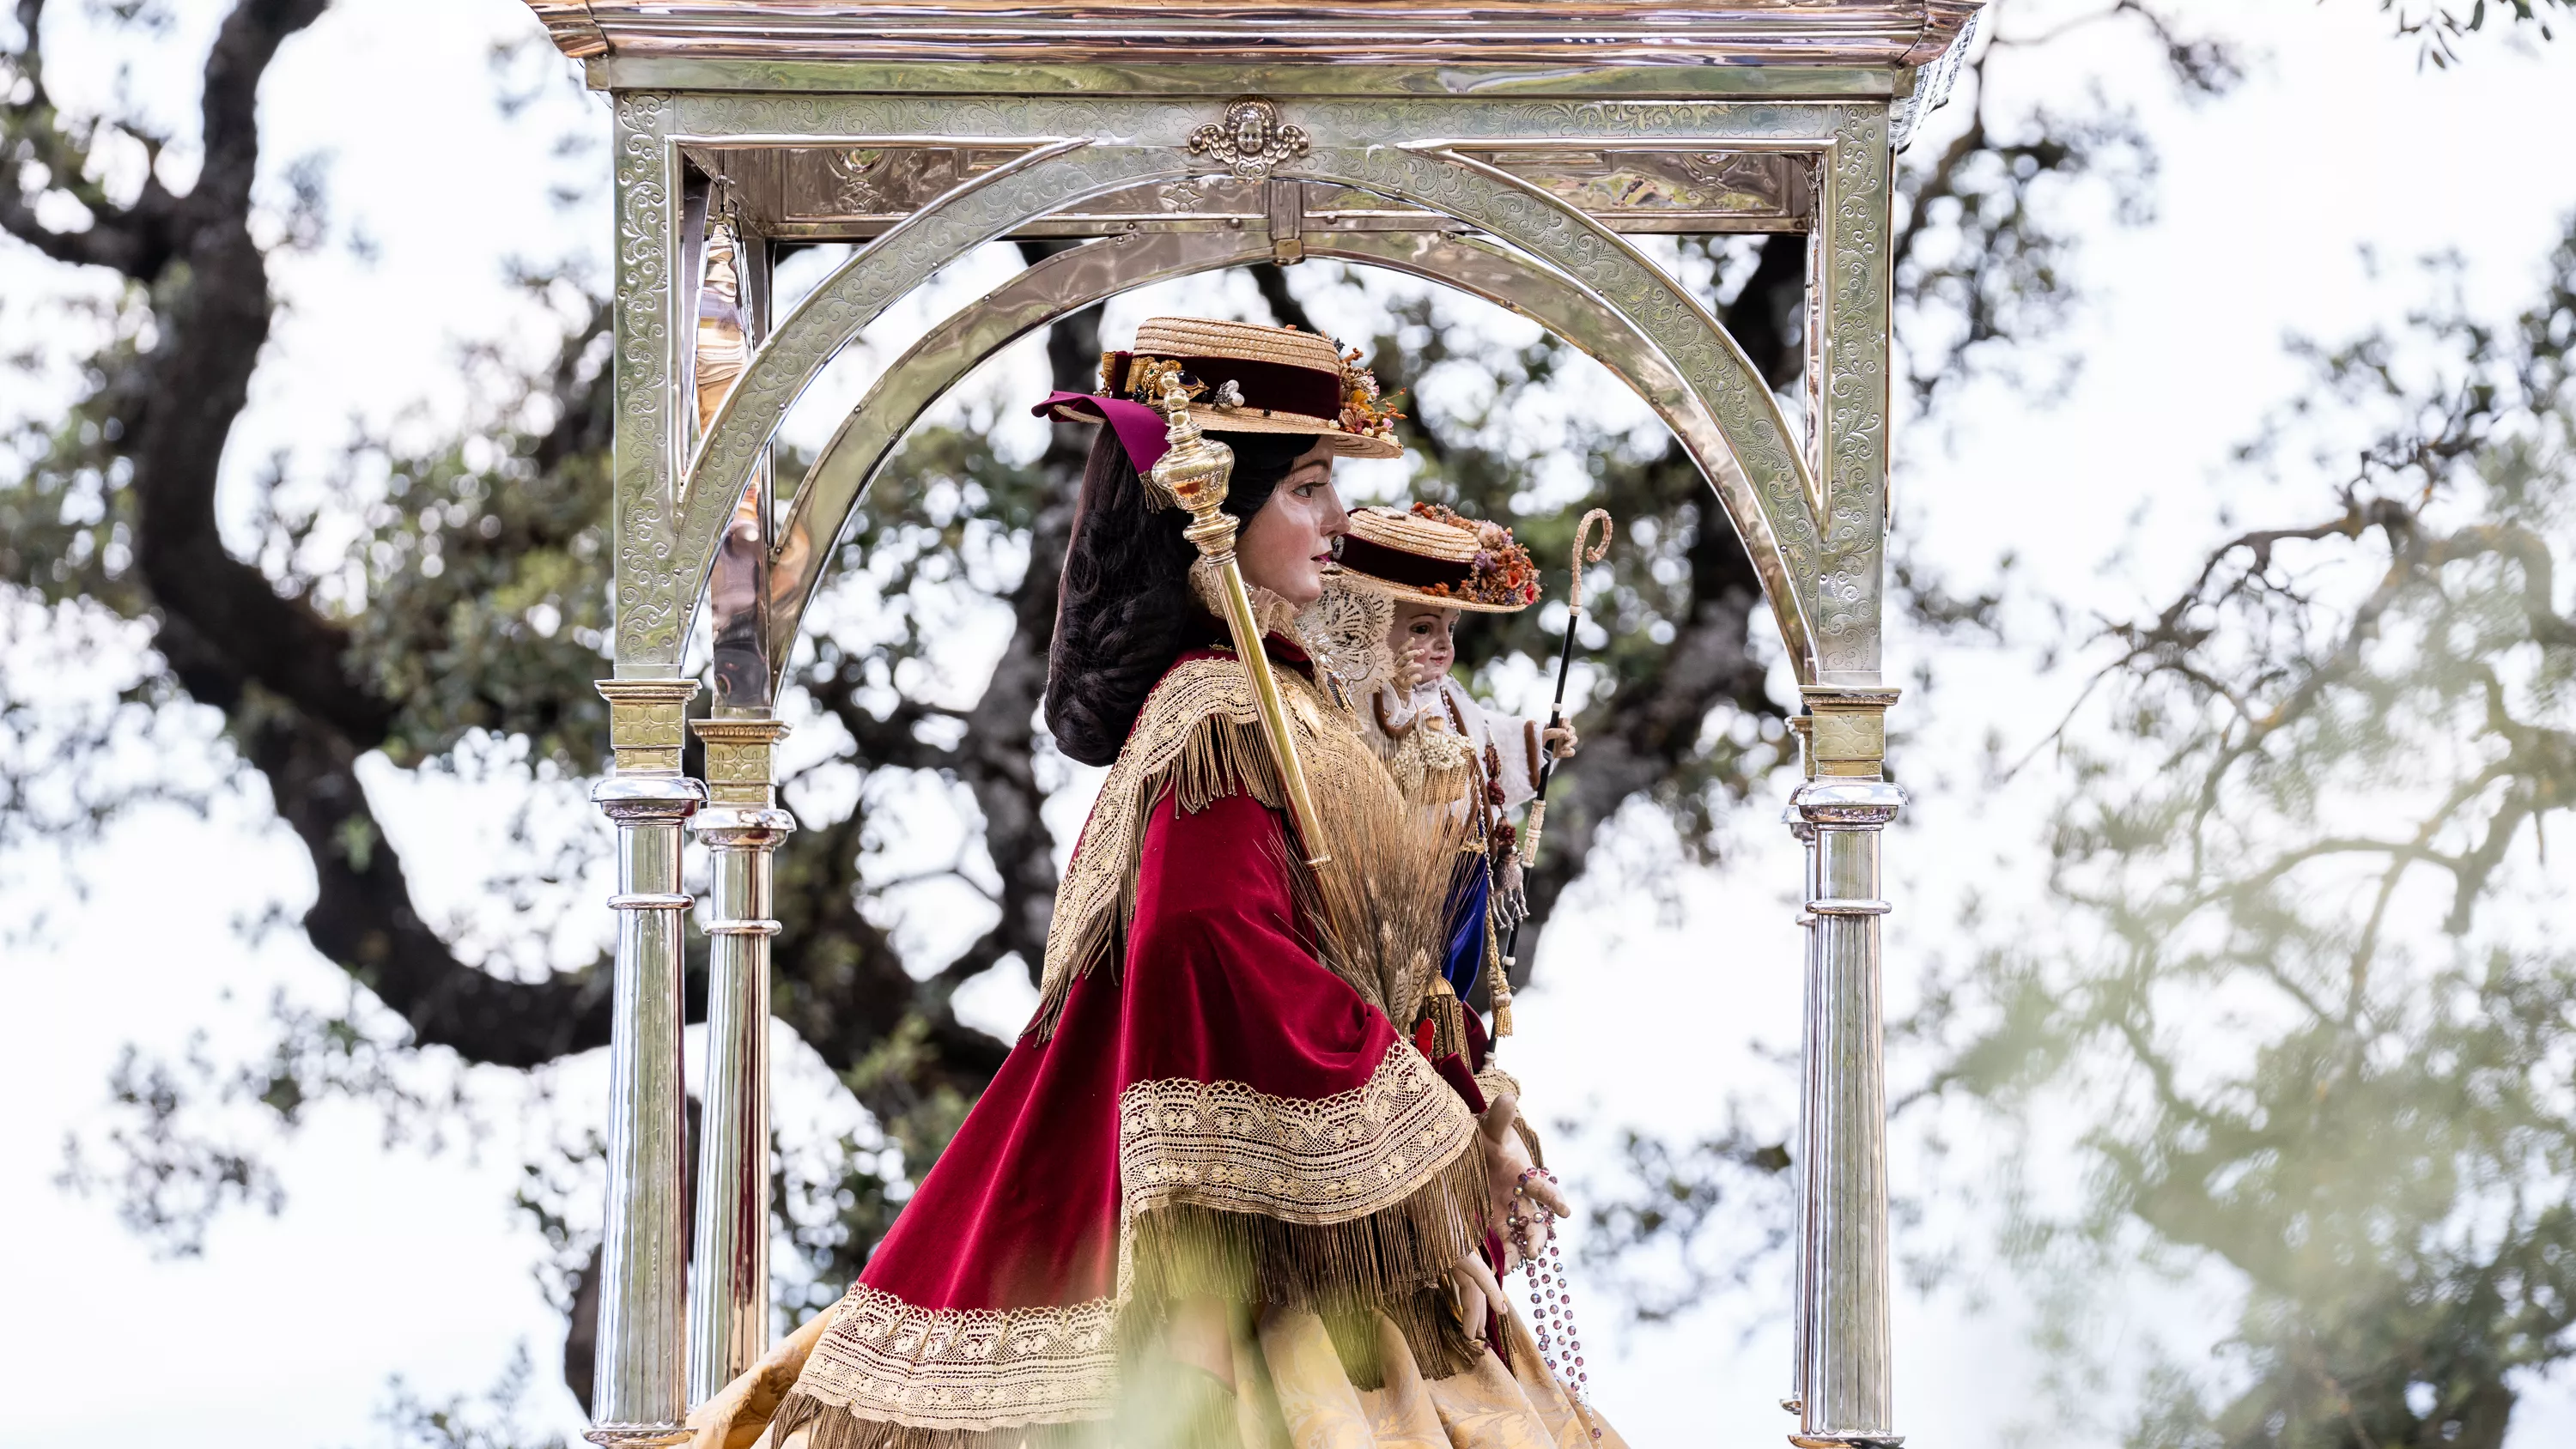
xmin=1791 ymin=689 xmax=1905 ymax=1449
xmin=1783 ymin=714 xmax=1820 ymax=1424
xmin=589 ymin=679 xmax=706 ymax=1449
xmin=686 ymin=718 xmax=792 ymax=1404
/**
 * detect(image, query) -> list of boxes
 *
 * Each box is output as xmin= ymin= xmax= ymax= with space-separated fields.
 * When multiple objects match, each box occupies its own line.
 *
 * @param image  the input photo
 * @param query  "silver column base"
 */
xmin=583 ymin=1424 xmax=698 ymax=1449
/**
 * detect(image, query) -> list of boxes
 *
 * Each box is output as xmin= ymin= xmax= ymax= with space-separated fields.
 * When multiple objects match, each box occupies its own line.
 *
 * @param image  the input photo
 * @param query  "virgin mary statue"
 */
xmin=689 ymin=317 xmax=1623 ymax=1449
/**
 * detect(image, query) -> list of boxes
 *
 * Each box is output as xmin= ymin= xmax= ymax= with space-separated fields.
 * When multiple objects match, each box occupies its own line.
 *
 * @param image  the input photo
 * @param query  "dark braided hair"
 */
xmin=1045 ymin=427 xmax=1315 ymax=766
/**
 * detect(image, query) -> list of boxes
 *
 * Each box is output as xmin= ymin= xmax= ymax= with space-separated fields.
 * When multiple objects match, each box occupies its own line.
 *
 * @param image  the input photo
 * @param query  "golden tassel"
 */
xmin=1419 ymin=974 xmax=1472 ymax=1060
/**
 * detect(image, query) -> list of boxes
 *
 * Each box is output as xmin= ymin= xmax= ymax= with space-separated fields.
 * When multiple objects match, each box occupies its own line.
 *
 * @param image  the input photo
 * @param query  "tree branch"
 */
xmin=0 ymin=0 xmax=180 ymax=275
xmin=235 ymin=688 xmax=623 ymax=1067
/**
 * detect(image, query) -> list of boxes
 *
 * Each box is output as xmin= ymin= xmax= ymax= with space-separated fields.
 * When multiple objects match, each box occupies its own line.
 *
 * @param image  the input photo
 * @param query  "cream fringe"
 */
xmin=1032 ymin=680 xmax=1294 ymax=1040
xmin=1123 ymin=1140 xmax=1489 ymax=1379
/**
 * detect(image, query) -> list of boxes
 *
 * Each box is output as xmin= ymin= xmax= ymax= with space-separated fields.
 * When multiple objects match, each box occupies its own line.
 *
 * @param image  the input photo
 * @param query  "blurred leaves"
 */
xmin=1922 ymin=219 xmax=2576 ymax=1446
xmin=56 ymin=989 xmax=472 ymax=1256
xmin=361 ymin=1344 xmax=569 ymax=1449
xmin=2378 ymin=1 xmax=2571 ymax=64
xmin=1578 ymin=1122 xmax=1796 ymax=1325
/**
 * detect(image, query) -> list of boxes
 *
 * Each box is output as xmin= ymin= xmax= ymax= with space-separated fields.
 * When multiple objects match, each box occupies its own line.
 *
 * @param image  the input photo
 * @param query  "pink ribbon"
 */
xmin=1034 ymin=391 xmax=1175 ymax=475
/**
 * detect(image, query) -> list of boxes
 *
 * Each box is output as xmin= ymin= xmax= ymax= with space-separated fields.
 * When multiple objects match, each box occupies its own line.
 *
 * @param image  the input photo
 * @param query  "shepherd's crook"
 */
xmin=1501 ymin=508 xmax=1613 ymax=968
xmin=1142 ymin=373 xmax=1331 ymax=867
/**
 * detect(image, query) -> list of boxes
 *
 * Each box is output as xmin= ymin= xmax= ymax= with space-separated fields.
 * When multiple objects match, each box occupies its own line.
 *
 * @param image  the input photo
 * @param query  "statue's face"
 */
xmin=1236 ymin=440 xmax=1347 ymax=608
xmin=1388 ymin=602 xmax=1459 ymax=687
xmin=1234 ymin=109 xmax=1269 ymax=154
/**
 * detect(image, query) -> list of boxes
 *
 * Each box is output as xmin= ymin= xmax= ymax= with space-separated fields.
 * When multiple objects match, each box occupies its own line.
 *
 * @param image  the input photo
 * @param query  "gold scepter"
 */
xmin=1143 ymin=372 xmax=1332 ymax=867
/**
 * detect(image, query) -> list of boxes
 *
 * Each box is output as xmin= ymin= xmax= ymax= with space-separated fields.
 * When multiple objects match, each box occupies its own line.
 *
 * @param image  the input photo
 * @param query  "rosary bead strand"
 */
xmin=1510 ymin=1166 xmax=1601 ymax=1439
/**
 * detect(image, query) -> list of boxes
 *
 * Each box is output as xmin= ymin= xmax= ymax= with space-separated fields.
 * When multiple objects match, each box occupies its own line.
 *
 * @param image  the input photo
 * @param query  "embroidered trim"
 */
xmin=1118 ymin=1040 xmax=1476 ymax=1225
xmin=781 ymin=1048 xmax=1486 ymax=1437
xmin=790 ymin=1285 xmax=1121 ymax=1432
xmin=1033 ymin=655 xmax=1385 ymax=1038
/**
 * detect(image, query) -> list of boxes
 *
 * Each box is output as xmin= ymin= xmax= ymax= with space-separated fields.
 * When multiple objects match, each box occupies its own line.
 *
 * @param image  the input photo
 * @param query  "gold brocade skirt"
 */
xmin=1247 ymin=1306 xmax=1620 ymax=1449
xmin=758 ymin=1304 xmax=1623 ymax=1449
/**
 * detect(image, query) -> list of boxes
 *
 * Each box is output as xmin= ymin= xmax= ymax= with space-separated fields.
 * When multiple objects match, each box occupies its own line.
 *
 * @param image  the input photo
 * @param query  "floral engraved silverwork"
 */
xmin=823 ymin=148 xmax=890 ymax=215
xmin=1188 ymin=98 xmax=1310 ymax=179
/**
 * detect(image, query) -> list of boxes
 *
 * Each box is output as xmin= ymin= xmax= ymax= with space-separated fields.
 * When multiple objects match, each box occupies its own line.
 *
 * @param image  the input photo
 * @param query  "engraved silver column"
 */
xmin=685 ymin=718 xmax=792 ymax=1404
xmin=1783 ymin=712 xmax=1820 ymax=1424
xmin=589 ymin=680 xmax=706 ymax=1449
xmin=1790 ymin=764 xmax=1905 ymax=1449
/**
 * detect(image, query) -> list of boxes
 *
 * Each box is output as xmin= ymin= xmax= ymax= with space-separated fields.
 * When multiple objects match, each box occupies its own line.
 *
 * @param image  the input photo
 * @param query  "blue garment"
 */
xmin=1442 ymin=852 xmax=1491 ymax=999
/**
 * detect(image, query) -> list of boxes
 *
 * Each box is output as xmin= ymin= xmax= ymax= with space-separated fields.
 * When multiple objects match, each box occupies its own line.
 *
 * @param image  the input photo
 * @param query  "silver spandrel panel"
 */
xmin=687 ymin=144 xmax=1812 ymax=239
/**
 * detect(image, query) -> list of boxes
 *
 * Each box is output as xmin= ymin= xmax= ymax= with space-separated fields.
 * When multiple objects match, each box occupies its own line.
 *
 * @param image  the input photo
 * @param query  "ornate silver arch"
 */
xmin=761 ymin=227 xmax=1820 ymax=687
xmin=620 ymin=94 xmax=1887 ymax=687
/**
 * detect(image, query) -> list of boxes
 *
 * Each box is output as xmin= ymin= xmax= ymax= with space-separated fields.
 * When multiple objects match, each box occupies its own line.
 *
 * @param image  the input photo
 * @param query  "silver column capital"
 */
xmin=593 ymin=773 xmax=711 ymax=820
xmin=689 ymin=803 xmax=796 ymax=846
xmin=1782 ymin=796 xmax=1818 ymax=845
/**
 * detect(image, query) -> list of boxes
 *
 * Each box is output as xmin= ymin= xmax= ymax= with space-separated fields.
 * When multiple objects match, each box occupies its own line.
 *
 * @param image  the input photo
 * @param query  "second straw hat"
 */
xmin=1335 ymin=503 xmax=1541 ymax=614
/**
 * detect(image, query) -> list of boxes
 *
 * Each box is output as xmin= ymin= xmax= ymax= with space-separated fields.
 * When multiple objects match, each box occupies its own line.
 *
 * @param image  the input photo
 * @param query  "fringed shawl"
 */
xmin=1032 ymin=646 xmax=1393 ymax=1039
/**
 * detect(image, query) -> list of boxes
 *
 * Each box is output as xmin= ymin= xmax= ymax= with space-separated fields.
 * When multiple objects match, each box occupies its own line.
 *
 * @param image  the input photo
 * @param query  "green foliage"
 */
xmin=348 ymin=300 xmax=619 ymax=773
xmin=361 ymin=1345 xmax=569 ymax=1449
xmin=1929 ymin=222 xmax=2576 ymax=1447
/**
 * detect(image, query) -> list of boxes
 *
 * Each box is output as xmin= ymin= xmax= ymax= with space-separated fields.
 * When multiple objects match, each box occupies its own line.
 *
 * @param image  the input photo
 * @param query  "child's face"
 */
xmin=1388 ymin=603 xmax=1460 ymax=685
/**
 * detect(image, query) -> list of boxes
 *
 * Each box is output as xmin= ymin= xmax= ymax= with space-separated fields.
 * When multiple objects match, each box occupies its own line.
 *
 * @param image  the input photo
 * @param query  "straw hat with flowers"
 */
xmin=1036 ymin=315 xmax=1406 ymax=470
xmin=1334 ymin=503 xmax=1541 ymax=614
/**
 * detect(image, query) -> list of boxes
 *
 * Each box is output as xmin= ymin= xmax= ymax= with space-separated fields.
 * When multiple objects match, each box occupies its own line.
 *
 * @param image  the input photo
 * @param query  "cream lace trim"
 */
xmin=1296 ymin=579 xmax=1396 ymax=703
xmin=1119 ymin=1039 xmax=1477 ymax=1226
xmin=793 ymin=1284 xmax=1121 ymax=1432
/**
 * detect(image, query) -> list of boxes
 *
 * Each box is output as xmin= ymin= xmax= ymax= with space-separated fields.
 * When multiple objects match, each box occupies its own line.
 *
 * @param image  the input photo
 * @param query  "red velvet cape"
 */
xmin=775 ymin=648 xmax=1488 ymax=1443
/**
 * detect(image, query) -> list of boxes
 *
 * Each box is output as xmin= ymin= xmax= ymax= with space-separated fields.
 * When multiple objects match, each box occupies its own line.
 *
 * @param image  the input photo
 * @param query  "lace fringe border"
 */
xmin=1122 ymin=1134 xmax=1486 ymax=1318
xmin=778 ymin=1135 xmax=1487 ymax=1440
xmin=767 ymin=1355 xmax=1238 ymax=1449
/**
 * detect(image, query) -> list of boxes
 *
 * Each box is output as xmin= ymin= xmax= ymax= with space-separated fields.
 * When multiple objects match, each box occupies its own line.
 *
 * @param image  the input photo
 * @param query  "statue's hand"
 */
xmin=1542 ymin=721 xmax=1579 ymax=761
xmin=1479 ymin=1088 xmax=1568 ymax=1269
xmin=1446 ymin=1249 xmax=1510 ymax=1355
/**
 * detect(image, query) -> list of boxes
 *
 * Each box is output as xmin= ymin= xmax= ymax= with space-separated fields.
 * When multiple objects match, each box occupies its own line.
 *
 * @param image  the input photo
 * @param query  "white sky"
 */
xmin=3 ymin=2 xmax=2574 ymax=1446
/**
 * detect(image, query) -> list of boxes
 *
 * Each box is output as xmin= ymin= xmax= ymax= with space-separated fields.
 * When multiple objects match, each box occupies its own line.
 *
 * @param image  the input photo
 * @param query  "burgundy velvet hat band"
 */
xmin=1098 ymin=352 xmax=1343 ymax=422
xmin=1334 ymin=530 xmax=1474 ymax=591
xmin=1035 ymin=391 xmax=1175 ymax=474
